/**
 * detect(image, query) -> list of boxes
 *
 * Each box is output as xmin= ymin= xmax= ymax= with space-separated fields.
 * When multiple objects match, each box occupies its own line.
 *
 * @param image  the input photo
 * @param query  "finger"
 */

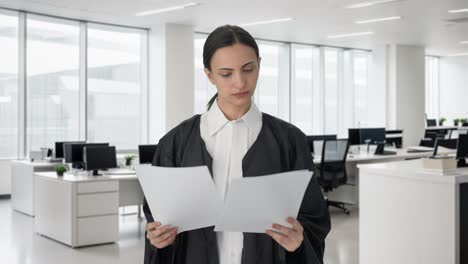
xmin=146 ymin=221 xmax=161 ymax=230
xmin=265 ymin=229 xmax=288 ymax=247
xmin=154 ymin=227 xmax=178 ymax=243
xmin=287 ymin=217 xmax=303 ymax=232
xmin=147 ymin=225 xmax=175 ymax=240
xmin=155 ymin=232 xmax=177 ymax=248
xmin=272 ymin=223 xmax=295 ymax=238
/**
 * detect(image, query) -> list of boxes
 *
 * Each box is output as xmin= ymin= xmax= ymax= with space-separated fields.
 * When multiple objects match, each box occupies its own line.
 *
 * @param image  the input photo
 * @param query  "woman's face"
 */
xmin=205 ymin=43 xmax=260 ymax=109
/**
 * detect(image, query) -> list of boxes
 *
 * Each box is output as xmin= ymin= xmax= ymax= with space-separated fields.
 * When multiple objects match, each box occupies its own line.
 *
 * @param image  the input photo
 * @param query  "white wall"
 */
xmin=0 ymin=160 xmax=12 ymax=195
xmin=439 ymin=56 xmax=468 ymax=123
xmin=387 ymin=45 xmax=425 ymax=147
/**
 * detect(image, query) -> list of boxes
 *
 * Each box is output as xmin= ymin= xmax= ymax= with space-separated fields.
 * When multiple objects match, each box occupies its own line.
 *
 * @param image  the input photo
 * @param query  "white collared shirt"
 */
xmin=200 ymin=100 xmax=262 ymax=264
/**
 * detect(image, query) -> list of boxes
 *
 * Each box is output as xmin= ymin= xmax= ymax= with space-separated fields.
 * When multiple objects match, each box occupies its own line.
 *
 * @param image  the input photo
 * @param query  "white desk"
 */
xmin=358 ymin=159 xmax=468 ymax=264
xmin=11 ymin=160 xmax=58 ymax=216
xmin=34 ymin=172 xmax=143 ymax=247
xmin=313 ymin=147 xmax=454 ymax=205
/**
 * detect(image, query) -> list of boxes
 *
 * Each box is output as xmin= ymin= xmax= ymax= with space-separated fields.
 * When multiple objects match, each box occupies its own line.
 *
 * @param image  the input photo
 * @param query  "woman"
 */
xmin=143 ymin=25 xmax=330 ymax=264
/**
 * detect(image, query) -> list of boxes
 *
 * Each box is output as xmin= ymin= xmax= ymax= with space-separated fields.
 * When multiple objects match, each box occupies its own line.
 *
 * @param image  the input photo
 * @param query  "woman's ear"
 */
xmin=204 ymin=68 xmax=216 ymax=85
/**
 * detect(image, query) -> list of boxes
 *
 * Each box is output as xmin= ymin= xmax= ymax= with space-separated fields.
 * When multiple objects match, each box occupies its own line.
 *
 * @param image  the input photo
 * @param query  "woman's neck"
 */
xmin=217 ymin=99 xmax=251 ymax=121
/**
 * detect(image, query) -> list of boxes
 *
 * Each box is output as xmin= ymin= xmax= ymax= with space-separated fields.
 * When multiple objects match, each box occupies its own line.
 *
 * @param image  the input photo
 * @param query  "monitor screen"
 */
xmin=64 ymin=143 xmax=109 ymax=164
xmin=360 ymin=128 xmax=386 ymax=144
xmin=84 ymin=146 xmax=117 ymax=173
xmin=457 ymin=135 xmax=468 ymax=160
xmin=348 ymin=128 xmax=385 ymax=145
xmin=55 ymin=141 xmax=85 ymax=158
xmin=348 ymin=129 xmax=361 ymax=145
xmin=139 ymin=144 xmax=158 ymax=164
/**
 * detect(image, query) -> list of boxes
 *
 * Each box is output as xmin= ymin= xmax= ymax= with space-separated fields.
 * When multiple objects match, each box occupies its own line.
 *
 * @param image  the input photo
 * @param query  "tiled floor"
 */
xmin=0 ymin=199 xmax=358 ymax=264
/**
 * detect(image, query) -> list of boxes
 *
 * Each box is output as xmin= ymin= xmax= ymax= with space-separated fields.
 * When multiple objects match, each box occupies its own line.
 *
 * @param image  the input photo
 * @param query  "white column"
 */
xmin=148 ymin=23 xmax=194 ymax=143
xmin=387 ymin=44 xmax=426 ymax=147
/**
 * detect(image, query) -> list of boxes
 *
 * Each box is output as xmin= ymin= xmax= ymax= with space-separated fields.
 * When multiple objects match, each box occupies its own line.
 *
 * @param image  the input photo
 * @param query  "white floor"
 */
xmin=0 ymin=198 xmax=358 ymax=264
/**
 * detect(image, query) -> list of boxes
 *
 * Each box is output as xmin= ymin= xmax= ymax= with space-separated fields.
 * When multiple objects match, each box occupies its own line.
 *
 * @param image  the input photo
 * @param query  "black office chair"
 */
xmin=433 ymin=138 xmax=458 ymax=156
xmin=306 ymin=135 xmax=337 ymax=154
xmin=419 ymin=131 xmax=445 ymax=148
xmin=315 ymin=139 xmax=350 ymax=215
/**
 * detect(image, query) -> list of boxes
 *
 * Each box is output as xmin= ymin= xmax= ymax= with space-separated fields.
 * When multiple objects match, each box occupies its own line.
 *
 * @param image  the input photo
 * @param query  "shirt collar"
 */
xmin=206 ymin=100 xmax=262 ymax=136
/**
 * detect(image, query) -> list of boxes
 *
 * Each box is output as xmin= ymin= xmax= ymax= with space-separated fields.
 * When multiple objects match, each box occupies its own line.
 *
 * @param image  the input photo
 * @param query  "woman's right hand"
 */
xmin=146 ymin=221 xmax=178 ymax=249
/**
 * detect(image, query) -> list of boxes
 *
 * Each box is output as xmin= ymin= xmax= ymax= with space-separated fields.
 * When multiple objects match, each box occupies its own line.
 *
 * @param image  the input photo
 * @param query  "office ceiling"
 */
xmin=1 ymin=0 xmax=468 ymax=56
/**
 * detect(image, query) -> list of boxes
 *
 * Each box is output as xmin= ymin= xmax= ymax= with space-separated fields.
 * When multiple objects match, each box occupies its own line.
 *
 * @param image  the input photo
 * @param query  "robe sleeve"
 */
xmin=285 ymin=130 xmax=331 ymax=264
xmin=143 ymin=137 xmax=178 ymax=264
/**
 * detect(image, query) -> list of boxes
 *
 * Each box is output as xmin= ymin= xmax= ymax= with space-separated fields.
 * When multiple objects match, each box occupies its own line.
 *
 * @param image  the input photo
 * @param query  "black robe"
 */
xmin=143 ymin=113 xmax=331 ymax=264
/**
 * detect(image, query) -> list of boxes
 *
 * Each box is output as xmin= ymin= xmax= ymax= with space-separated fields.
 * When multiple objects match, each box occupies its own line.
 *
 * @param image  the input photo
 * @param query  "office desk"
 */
xmin=34 ymin=172 xmax=143 ymax=247
xmin=358 ymin=159 xmax=468 ymax=264
xmin=313 ymin=147 xmax=454 ymax=205
xmin=11 ymin=160 xmax=57 ymax=216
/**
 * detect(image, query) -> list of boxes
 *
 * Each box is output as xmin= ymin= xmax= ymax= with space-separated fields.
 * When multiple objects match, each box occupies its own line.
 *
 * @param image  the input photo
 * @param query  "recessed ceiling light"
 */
xmin=240 ymin=17 xmax=294 ymax=27
xmin=136 ymin=2 xmax=199 ymax=16
xmin=355 ymin=16 xmax=402 ymax=24
xmin=460 ymin=41 xmax=468 ymax=44
xmin=447 ymin=53 xmax=468 ymax=57
xmin=327 ymin=32 xmax=374 ymax=39
xmin=345 ymin=0 xmax=403 ymax=9
xmin=448 ymin=8 xmax=468 ymax=14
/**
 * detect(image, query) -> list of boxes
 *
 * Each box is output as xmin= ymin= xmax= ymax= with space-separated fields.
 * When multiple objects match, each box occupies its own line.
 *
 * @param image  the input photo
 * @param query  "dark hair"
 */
xmin=203 ymin=25 xmax=260 ymax=110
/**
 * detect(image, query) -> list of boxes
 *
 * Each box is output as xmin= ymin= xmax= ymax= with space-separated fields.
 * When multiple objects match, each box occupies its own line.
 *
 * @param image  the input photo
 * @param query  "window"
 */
xmin=324 ymin=48 xmax=339 ymax=134
xmin=254 ymin=41 xmax=290 ymax=121
xmin=291 ymin=44 xmax=320 ymax=135
xmin=87 ymin=24 xmax=146 ymax=150
xmin=194 ymin=34 xmax=216 ymax=114
xmin=425 ymin=56 xmax=439 ymax=119
xmin=26 ymin=15 xmax=80 ymax=152
xmin=0 ymin=11 xmax=18 ymax=158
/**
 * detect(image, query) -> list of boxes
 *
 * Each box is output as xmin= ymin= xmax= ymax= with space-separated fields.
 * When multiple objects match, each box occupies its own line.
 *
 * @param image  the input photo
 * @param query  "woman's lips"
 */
xmin=233 ymin=91 xmax=249 ymax=98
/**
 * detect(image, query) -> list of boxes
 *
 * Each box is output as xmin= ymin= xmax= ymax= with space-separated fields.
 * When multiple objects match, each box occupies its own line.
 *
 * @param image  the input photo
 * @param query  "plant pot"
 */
xmin=125 ymin=160 xmax=132 ymax=166
xmin=439 ymin=121 xmax=444 ymax=126
xmin=56 ymin=171 xmax=64 ymax=177
xmin=455 ymin=121 xmax=460 ymax=126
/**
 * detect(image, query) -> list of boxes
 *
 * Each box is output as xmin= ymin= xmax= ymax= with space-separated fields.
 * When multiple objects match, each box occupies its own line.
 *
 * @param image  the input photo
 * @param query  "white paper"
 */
xmin=135 ymin=165 xmax=223 ymax=233
xmin=214 ymin=170 xmax=312 ymax=233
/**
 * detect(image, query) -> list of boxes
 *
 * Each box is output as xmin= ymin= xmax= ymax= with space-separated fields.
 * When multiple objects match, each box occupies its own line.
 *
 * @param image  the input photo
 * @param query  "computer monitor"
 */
xmin=55 ymin=141 xmax=85 ymax=158
xmin=306 ymin=135 xmax=337 ymax=153
xmin=64 ymin=143 xmax=109 ymax=168
xmin=348 ymin=128 xmax=386 ymax=146
xmin=457 ymin=135 xmax=468 ymax=167
xmin=139 ymin=144 xmax=158 ymax=164
xmin=84 ymin=146 xmax=117 ymax=175
xmin=361 ymin=128 xmax=386 ymax=144
xmin=426 ymin=119 xmax=437 ymax=127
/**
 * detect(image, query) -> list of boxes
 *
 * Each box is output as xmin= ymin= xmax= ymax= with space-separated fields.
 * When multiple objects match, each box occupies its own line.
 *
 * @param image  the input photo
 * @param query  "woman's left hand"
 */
xmin=266 ymin=217 xmax=304 ymax=252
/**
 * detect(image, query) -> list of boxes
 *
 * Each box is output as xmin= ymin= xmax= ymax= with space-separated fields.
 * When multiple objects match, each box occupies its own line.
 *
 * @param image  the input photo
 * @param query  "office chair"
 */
xmin=306 ymin=135 xmax=337 ymax=155
xmin=419 ymin=131 xmax=445 ymax=148
xmin=315 ymin=139 xmax=350 ymax=215
xmin=426 ymin=119 xmax=437 ymax=127
xmin=433 ymin=138 xmax=458 ymax=156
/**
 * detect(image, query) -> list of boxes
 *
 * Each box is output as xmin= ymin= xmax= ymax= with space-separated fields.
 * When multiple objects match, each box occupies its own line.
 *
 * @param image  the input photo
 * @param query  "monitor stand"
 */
xmin=92 ymin=170 xmax=101 ymax=176
xmin=458 ymin=159 xmax=468 ymax=168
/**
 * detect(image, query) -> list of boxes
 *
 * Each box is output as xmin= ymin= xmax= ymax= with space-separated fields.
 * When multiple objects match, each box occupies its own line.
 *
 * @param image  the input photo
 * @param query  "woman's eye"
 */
xmin=244 ymin=68 xmax=253 ymax=72
xmin=221 ymin=73 xmax=231 ymax=78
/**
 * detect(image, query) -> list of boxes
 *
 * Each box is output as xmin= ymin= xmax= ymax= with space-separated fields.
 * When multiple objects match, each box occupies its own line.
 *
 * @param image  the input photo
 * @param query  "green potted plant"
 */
xmin=461 ymin=118 xmax=468 ymax=126
xmin=55 ymin=164 xmax=68 ymax=176
xmin=124 ymin=154 xmax=136 ymax=166
xmin=438 ymin=117 xmax=446 ymax=126
xmin=454 ymin=118 xmax=461 ymax=126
